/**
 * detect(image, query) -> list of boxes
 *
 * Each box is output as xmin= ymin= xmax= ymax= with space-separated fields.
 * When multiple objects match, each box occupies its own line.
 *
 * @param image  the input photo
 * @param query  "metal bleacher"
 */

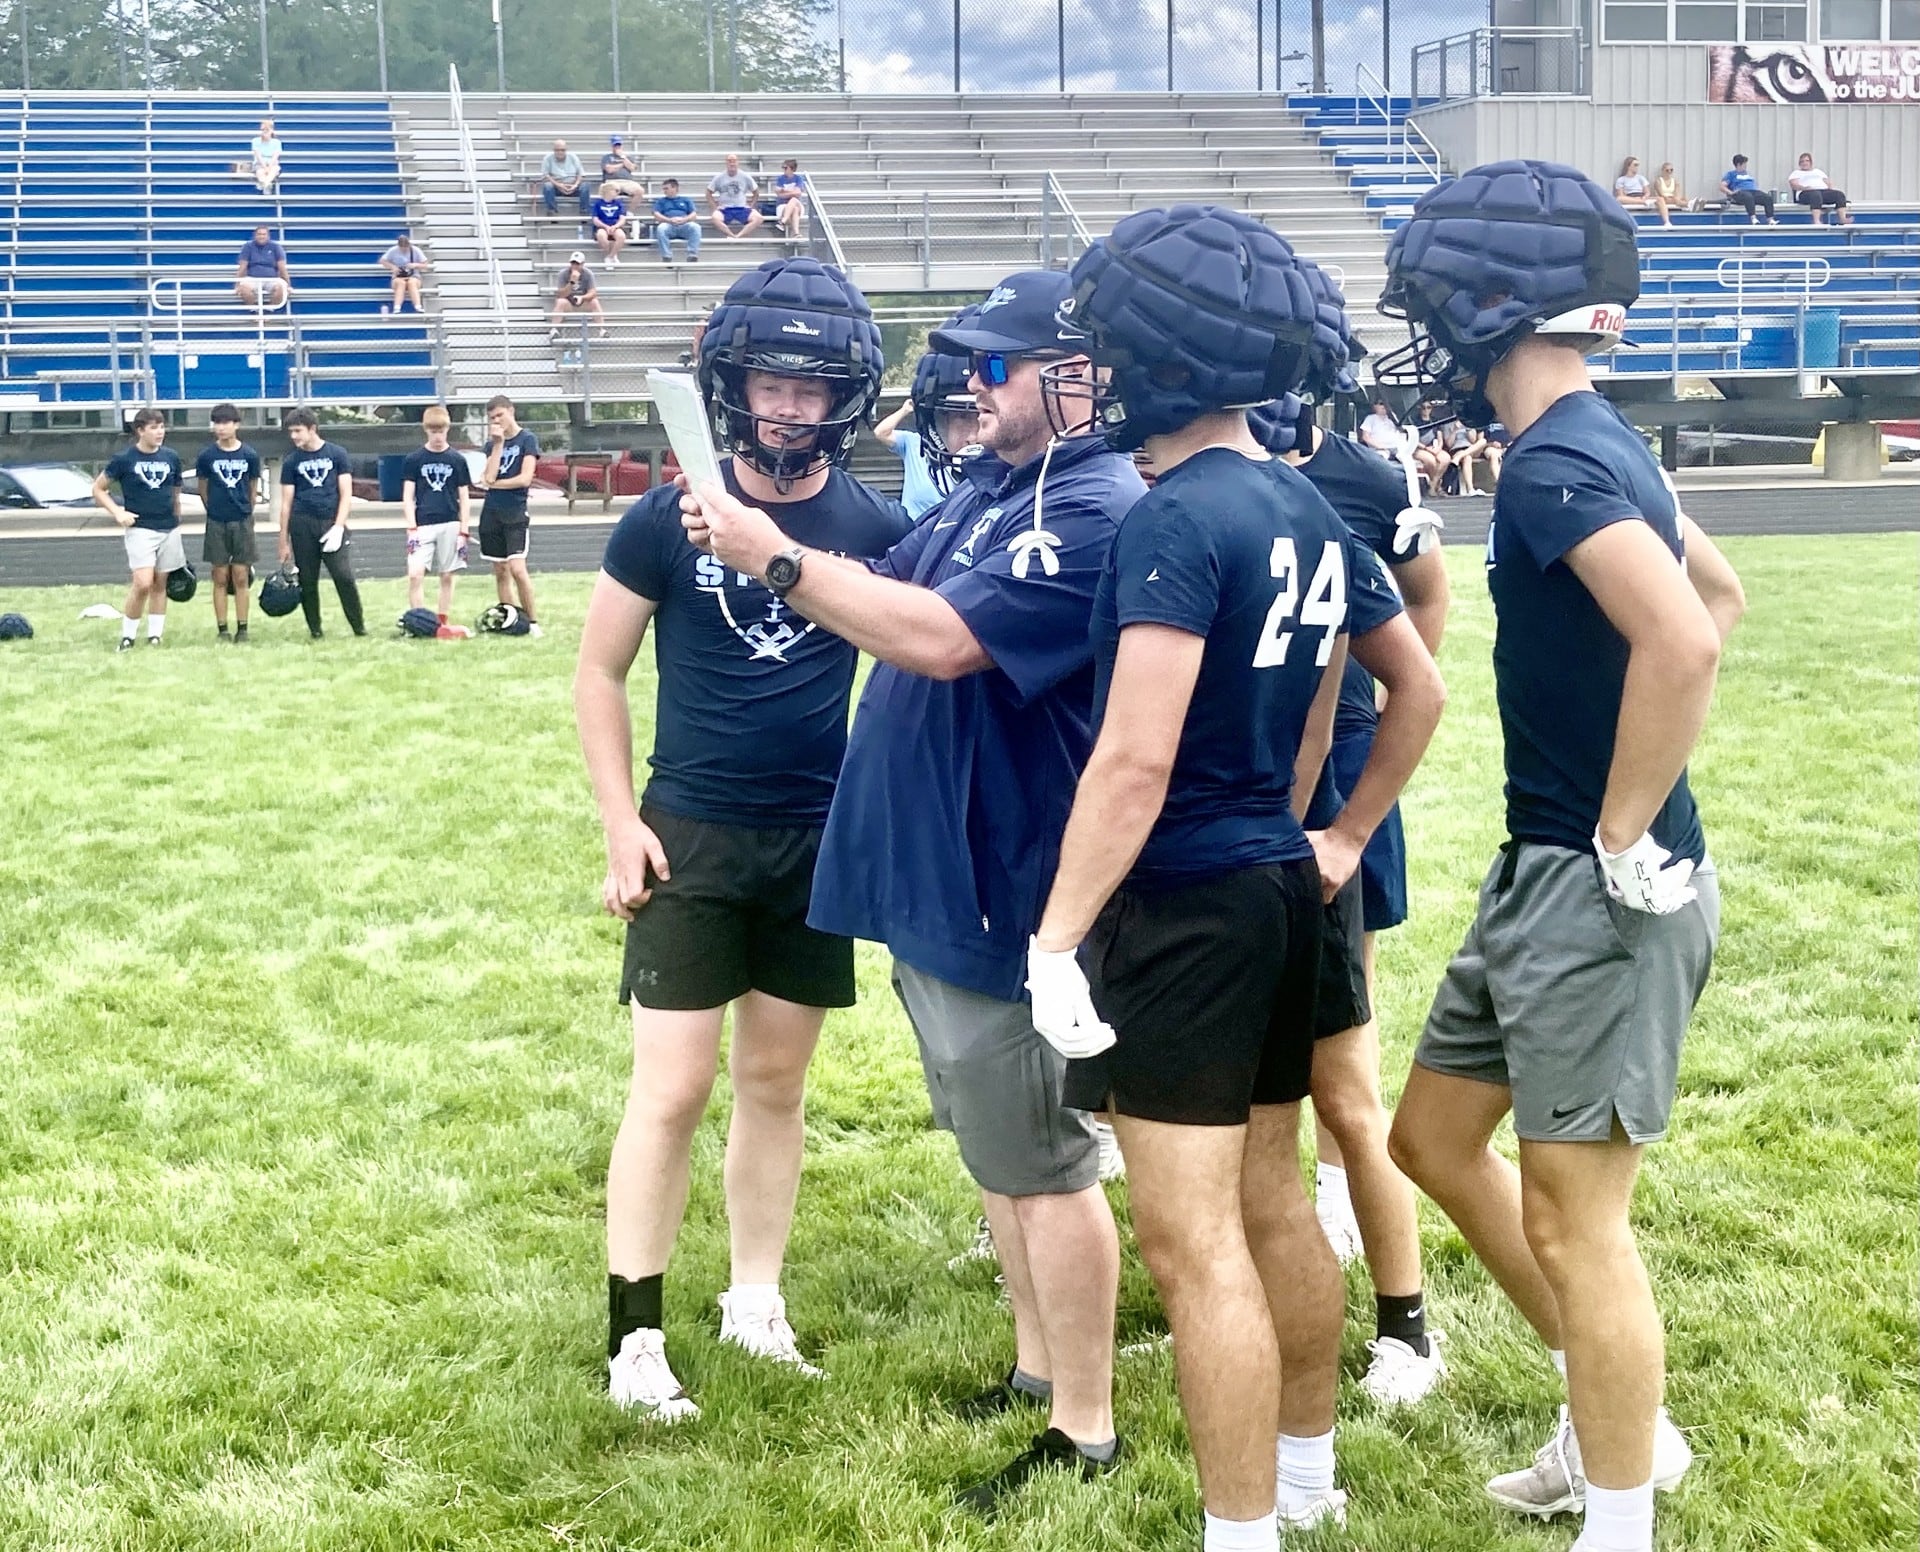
xmin=0 ymin=93 xmax=437 ymax=413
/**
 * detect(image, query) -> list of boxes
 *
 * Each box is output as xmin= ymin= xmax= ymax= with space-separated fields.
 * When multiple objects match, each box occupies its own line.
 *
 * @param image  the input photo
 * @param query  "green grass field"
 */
xmin=0 ymin=536 xmax=1913 ymax=1552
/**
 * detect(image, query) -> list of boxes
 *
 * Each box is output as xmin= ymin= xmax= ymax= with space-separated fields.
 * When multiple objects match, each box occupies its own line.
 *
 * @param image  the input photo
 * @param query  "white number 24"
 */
xmin=1252 ymin=537 xmax=1347 ymax=668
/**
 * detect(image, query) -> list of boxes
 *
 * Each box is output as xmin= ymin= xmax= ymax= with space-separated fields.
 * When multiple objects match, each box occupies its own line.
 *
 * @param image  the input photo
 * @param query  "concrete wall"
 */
xmin=1414 ymin=46 xmax=1920 ymax=202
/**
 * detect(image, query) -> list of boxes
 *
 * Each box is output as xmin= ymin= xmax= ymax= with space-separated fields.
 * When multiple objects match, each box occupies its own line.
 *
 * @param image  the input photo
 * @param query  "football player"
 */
xmin=574 ymin=258 xmax=907 ymax=1421
xmin=93 ymin=408 xmax=184 ymax=651
xmin=870 ymin=304 xmax=986 ymax=520
xmin=1375 ymin=161 xmax=1745 ymax=1552
xmin=276 ymin=410 xmax=365 ymax=639
xmin=194 ymin=404 xmax=264 ymax=643
xmin=1028 ymin=205 xmax=1444 ymax=1552
xmin=401 ymin=406 xmax=472 ymax=625
xmin=479 ymin=396 xmax=542 ymax=635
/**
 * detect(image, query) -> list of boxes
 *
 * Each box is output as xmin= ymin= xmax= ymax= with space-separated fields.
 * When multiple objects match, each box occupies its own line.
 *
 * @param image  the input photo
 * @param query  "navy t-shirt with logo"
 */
xmin=402 ymin=445 xmax=469 ymax=527
xmin=104 ymin=445 xmax=183 ymax=529
xmin=481 ymin=430 xmax=540 ymax=521
xmin=1090 ymin=449 xmax=1373 ymax=887
xmin=194 ymin=443 xmax=262 ymax=524
xmin=600 ymin=462 xmax=909 ymax=827
xmin=1487 ymin=389 xmax=1705 ymax=864
xmin=280 ymin=441 xmax=352 ymax=521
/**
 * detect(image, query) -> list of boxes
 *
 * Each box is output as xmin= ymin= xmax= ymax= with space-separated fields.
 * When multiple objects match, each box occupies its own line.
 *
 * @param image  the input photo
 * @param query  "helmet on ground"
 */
xmin=166 ymin=563 xmax=198 ymax=603
xmin=0 ymin=612 xmax=32 ymax=640
xmin=478 ymin=602 xmax=532 ymax=635
xmin=696 ymin=256 xmax=884 ymax=489
xmin=1376 ymin=159 xmax=1640 ymax=426
xmin=399 ymin=607 xmax=441 ymax=638
xmin=910 ymin=303 xmax=984 ymax=495
xmin=257 ymin=566 xmax=301 ymax=617
xmin=1049 ymin=203 xmax=1319 ymax=451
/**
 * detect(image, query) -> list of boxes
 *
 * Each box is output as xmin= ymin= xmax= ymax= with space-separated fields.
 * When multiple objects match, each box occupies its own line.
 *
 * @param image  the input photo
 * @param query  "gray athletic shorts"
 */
xmin=1414 ymin=842 xmax=1719 ymax=1144
xmin=407 ymin=522 xmax=466 ymax=575
xmin=124 ymin=525 xmax=185 ymax=574
xmin=892 ymin=960 xmax=1099 ymax=1198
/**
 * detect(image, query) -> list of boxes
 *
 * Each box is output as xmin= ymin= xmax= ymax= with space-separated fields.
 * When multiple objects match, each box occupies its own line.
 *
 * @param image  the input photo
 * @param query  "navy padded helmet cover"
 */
xmin=699 ymin=256 xmax=883 ymax=399
xmin=913 ymin=304 xmax=979 ymax=408
xmin=1247 ymin=393 xmax=1306 ymax=455
xmin=1299 ymin=259 xmax=1361 ymax=399
xmin=1383 ymin=160 xmax=1640 ymax=346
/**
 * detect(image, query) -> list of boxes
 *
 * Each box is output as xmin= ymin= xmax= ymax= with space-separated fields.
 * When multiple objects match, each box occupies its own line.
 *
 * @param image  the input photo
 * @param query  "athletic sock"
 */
xmin=723 ymin=1281 xmax=781 ymax=1317
xmin=1575 ymin=1480 xmax=1654 ymax=1552
xmin=1277 ymin=1429 xmax=1337 ymax=1504
xmin=122 ymin=615 xmax=141 ymax=639
xmin=1009 ymin=1366 xmax=1053 ymax=1402
xmin=1315 ymin=1162 xmax=1352 ymax=1216
xmin=608 ymin=1273 xmax=664 ymax=1360
xmin=1550 ymin=1348 xmax=1569 ymax=1381
xmin=148 ymin=614 xmax=166 ymax=640
xmin=217 ymin=622 xmax=231 ymax=637
xmin=1073 ymin=1434 xmax=1119 ymax=1465
xmin=1376 ymin=1291 xmax=1430 ymax=1356
xmin=436 ymin=612 xmax=448 ymax=625
xmin=1202 ymin=1509 xmax=1278 ymax=1552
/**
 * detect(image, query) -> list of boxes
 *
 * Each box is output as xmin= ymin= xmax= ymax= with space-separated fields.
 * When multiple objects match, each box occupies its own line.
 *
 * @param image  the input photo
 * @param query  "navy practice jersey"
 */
xmin=195 ymin=443 xmax=262 ymax=524
xmin=1487 ymin=390 xmax=1705 ymax=864
xmin=481 ymin=430 xmax=539 ymax=520
xmin=809 ymin=435 xmax=1146 ymax=1001
xmin=104 ymin=445 xmax=183 ymax=529
xmin=1089 ymin=447 xmax=1364 ymax=887
xmin=280 ymin=441 xmax=352 ymax=521
xmin=601 ymin=463 xmax=909 ymax=827
xmin=402 ymin=446 xmax=469 ymax=527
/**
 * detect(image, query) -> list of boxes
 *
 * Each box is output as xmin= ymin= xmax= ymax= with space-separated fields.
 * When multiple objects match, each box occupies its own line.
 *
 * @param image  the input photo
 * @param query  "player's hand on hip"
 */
xmin=604 ymin=819 xmax=670 ymax=920
xmin=113 ymin=510 xmax=133 ymax=529
xmin=1306 ymin=826 xmax=1364 ymax=903
xmin=1025 ymin=937 xmax=1116 ymax=1059
xmin=1593 ymin=829 xmax=1697 ymax=915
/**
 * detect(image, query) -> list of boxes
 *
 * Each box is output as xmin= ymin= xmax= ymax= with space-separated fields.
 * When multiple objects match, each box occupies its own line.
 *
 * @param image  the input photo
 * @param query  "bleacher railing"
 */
xmin=1410 ymin=27 xmax=1584 ymax=106
xmin=449 ymin=63 xmax=513 ymax=382
xmin=1353 ymin=63 xmax=1439 ymax=183
xmin=804 ymin=178 xmax=852 ymax=273
xmin=1039 ymin=174 xmax=1095 ymax=272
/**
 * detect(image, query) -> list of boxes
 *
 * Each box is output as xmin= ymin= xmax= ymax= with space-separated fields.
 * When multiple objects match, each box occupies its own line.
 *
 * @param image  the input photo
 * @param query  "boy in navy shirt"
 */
xmin=1022 ymin=208 xmax=1442 ymax=1552
xmin=401 ymin=405 xmax=471 ymax=623
xmin=651 ymin=179 xmax=700 ymax=263
xmin=577 ymin=259 xmax=905 ymax=1423
xmin=92 ymin=407 xmax=184 ymax=650
xmin=478 ymin=396 xmax=542 ymax=634
xmin=195 ymin=402 xmax=264 ymax=642
xmin=1376 ymin=162 xmax=1745 ymax=1552
xmin=277 ymin=409 xmax=364 ymax=638
xmin=692 ymin=269 xmax=1141 ymax=1510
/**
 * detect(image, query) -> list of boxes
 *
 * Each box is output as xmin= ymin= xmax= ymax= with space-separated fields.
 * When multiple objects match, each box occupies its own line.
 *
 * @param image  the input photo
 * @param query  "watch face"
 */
xmin=765 ymin=550 xmax=801 ymax=591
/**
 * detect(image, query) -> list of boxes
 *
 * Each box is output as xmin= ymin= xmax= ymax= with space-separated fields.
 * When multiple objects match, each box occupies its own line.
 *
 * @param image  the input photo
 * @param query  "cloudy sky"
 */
xmin=820 ymin=0 xmax=1464 ymax=94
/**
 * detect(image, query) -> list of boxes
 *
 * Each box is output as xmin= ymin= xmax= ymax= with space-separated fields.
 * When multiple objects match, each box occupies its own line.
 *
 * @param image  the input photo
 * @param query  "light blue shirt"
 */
xmin=889 ymin=428 xmax=945 ymax=519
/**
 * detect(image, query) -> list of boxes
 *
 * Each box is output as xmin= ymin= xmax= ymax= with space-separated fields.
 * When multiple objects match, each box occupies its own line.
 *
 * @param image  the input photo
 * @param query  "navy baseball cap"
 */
xmin=931 ymin=270 xmax=1088 ymax=356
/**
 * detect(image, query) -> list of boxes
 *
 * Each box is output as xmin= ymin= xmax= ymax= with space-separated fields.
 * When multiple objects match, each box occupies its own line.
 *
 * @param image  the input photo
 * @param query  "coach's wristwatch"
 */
xmin=764 ymin=546 xmax=806 ymax=598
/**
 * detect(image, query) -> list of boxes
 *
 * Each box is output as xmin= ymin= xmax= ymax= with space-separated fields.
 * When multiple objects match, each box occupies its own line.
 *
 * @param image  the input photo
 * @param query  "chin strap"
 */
xmin=1006 ymin=436 xmax=1065 ymax=579
xmin=1391 ymin=426 xmax=1443 ymax=557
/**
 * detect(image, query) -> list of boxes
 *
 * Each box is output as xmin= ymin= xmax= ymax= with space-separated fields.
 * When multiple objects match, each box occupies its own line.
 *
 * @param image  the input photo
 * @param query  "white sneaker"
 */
xmin=1316 ymin=1195 xmax=1364 ymax=1265
xmin=1093 ymin=1117 xmax=1125 ymax=1181
xmin=1361 ymin=1330 xmax=1447 ymax=1406
xmin=717 ymin=1290 xmax=823 ymax=1378
xmin=1278 ymin=1485 xmax=1349 ymax=1530
xmin=945 ymin=1215 xmax=996 ymax=1272
xmin=1487 ymin=1404 xmax=1693 ymax=1518
xmin=607 ymin=1328 xmax=699 ymax=1422
xmin=526 ymin=622 xmax=544 ymax=638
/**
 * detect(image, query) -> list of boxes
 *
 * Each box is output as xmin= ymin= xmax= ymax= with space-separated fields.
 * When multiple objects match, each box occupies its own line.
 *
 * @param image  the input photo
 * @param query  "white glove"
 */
xmin=1593 ymin=830 xmax=1698 ymax=916
xmin=1393 ymin=503 xmax=1443 ymax=557
xmin=1025 ymin=937 xmax=1116 ymax=1059
xmin=320 ymin=524 xmax=347 ymax=554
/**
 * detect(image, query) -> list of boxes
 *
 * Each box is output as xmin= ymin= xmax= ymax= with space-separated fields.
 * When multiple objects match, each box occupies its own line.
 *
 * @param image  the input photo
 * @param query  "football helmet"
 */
xmin=0 ymin=611 xmax=32 ymax=640
xmin=165 ymin=563 xmax=198 ymax=603
xmin=478 ymin=602 xmax=532 ymax=635
xmin=399 ymin=607 xmax=441 ymax=638
xmin=257 ymin=566 xmax=302 ymax=617
xmin=910 ymin=304 xmax=984 ymax=495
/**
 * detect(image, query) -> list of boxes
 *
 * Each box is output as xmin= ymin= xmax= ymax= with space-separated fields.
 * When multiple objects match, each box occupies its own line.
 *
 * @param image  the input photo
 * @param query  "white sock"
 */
xmin=1315 ymin=1162 xmax=1352 ymax=1216
xmin=1549 ymin=1348 xmax=1569 ymax=1380
xmin=122 ymin=615 xmax=140 ymax=638
xmin=1277 ymin=1429 xmax=1336 ymax=1499
xmin=1202 ymin=1509 xmax=1278 ymax=1552
xmin=724 ymin=1282 xmax=781 ymax=1314
xmin=148 ymin=614 xmax=166 ymax=639
xmin=1575 ymin=1480 xmax=1654 ymax=1552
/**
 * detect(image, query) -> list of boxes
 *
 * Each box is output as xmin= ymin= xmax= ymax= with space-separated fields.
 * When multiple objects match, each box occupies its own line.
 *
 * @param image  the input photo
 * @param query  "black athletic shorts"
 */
xmin=1064 ymin=858 xmax=1324 ymax=1126
xmin=617 ymin=804 xmax=856 ymax=1011
xmin=478 ymin=514 xmax=529 ymax=562
xmin=1315 ymin=873 xmax=1372 ymax=1039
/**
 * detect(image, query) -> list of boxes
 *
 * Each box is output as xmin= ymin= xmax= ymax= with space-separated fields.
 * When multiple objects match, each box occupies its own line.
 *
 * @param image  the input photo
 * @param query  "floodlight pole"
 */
xmin=375 ymin=0 xmax=388 ymax=91
xmin=493 ymin=0 xmax=507 ymax=92
xmin=257 ymin=0 xmax=269 ymax=91
xmin=611 ymin=0 xmax=620 ymax=90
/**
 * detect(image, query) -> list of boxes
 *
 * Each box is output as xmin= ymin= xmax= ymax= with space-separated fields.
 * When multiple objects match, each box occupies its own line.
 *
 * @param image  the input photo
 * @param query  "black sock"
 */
xmin=1376 ymin=1291 xmax=1430 ymax=1355
xmin=609 ymin=1273 xmax=664 ymax=1359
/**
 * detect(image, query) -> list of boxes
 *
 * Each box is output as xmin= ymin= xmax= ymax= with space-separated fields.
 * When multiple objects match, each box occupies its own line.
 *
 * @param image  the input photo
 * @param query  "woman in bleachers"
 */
xmin=1613 ymin=156 xmax=1653 ymax=213
xmin=250 ymin=120 xmax=283 ymax=196
xmin=1788 ymin=152 xmax=1852 ymax=226
xmin=1653 ymin=161 xmax=1685 ymax=226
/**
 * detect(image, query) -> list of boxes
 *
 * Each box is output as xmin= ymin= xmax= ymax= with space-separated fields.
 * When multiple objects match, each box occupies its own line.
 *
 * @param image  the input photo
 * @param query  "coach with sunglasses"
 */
xmin=683 ymin=269 xmax=1146 ymax=1511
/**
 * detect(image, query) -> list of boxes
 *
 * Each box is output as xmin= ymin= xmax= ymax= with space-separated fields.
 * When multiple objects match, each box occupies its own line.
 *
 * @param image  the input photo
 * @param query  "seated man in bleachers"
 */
xmin=250 ymin=119 xmax=283 ymax=196
xmin=541 ymin=139 xmax=592 ymax=218
xmin=591 ymin=186 xmax=630 ymax=267
xmin=236 ymin=225 xmax=291 ymax=308
xmin=1360 ymin=397 xmax=1402 ymax=460
xmin=601 ymin=137 xmax=643 ymax=201
xmin=381 ymin=232 xmax=430 ymax=314
xmin=1788 ymin=152 xmax=1852 ymax=226
xmin=652 ymin=179 xmax=701 ymax=263
xmin=550 ymin=252 xmax=607 ymax=341
xmin=1720 ymin=155 xmax=1777 ymax=225
xmin=706 ymin=154 xmax=762 ymax=239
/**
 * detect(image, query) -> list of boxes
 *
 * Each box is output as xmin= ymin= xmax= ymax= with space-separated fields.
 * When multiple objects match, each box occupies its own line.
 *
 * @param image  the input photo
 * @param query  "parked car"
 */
xmin=0 ymin=462 xmax=95 ymax=509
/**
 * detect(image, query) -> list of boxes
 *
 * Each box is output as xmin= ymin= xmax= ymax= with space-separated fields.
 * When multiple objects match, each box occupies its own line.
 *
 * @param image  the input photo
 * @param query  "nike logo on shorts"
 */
xmin=1549 ymin=1102 xmax=1586 ymax=1119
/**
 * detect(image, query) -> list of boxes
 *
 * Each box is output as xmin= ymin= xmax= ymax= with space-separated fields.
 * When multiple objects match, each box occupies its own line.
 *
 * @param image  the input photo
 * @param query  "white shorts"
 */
xmin=124 ymin=526 xmax=186 ymax=575
xmin=406 ymin=523 xmax=466 ymax=576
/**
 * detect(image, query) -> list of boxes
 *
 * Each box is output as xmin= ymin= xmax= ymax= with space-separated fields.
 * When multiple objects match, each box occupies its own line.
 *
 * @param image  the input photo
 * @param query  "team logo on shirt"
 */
xmin=211 ymin=458 xmax=249 ymax=489
xmin=421 ymin=462 xmax=455 ymax=493
xmin=950 ymin=512 xmax=998 ymax=568
xmin=694 ymin=553 xmax=817 ymax=662
xmin=133 ymin=461 xmax=172 ymax=489
xmin=497 ymin=445 xmax=523 ymax=476
xmin=297 ymin=458 xmax=335 ymax=487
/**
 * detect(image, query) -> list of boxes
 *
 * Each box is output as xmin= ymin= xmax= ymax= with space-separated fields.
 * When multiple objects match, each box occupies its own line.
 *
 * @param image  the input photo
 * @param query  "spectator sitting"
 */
xmin=651 ymin=178 xmax=701 ymax=263
xmin=707 ymin=153 xmax=762 ymax=239
xmin=1483 ymin=421 xmax=1510 ymax=485
xmin=1359 ymin=397 xmax=1402 ymax=459
xmin=250 ymin=119 xmax=283 ymax=195
xmin=541 ymin=138 xmax=591 ymax=218
xmin=591 ymin=186 xmax=629 ymax=267
xmin=600 ymin=137 xmax=643 ymax=200
xmin=1720 ymin=154 xmax=1777 ymax=225
xmin=1613 ymin=156 xmax=1653 ymax=212
xmin=1412 ymin=403 xmax=1450 ymax=493
xmin=1447 ymin=421 xmax=1490 ymax=496
xmin=235 ymin=225 xmax=290 ymax=308
xmin=1789 ymin=152 xmax=1852 ymax=226
xmin=380 ymin=232 xmax=430 ymax=314
xmin=550 ymin=252 xmax=607 ymax=341
xmin=1653 ymin=161 xmax=1684 ymax=226
xmin=772 ymin=158 xmax=809 ymax=241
